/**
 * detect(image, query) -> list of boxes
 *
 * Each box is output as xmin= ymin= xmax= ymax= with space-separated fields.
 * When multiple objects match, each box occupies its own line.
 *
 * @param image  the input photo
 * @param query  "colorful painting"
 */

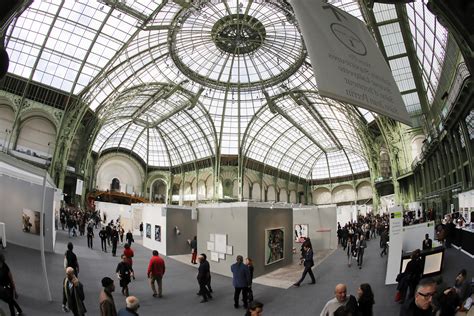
xmin=294 ymin=224 xmax=309 ymax=243
xmin=22 ymin=209 xmax=40 ymax=235
xmin=265 ymin=228 xmax=284 ymax=265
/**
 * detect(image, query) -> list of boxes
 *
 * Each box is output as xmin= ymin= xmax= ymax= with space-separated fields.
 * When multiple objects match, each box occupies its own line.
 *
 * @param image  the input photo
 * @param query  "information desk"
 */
xmin=400 ymin=246 xmax=445 ymax=278
xmin=461 ymin=227 xmax=474 ymax=257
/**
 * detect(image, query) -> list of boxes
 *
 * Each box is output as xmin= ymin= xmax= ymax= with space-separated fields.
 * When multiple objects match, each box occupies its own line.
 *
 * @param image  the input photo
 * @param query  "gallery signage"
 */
xmin=385 ymin=206 xmax=403 ymax=284
xmin=291 ymin=0 xmax=411 ymax=126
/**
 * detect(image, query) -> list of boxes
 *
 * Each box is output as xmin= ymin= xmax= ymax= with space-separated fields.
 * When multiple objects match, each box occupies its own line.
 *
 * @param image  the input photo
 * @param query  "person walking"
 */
xmin=62 ymin=267 xmax=86 ymax=316
xmin=65 ymin=242 xmax=80 ymax=276
xmin=100 ymin=227 xmax=108 ymax=252
xmin=293 ymin=244 xmax=316 ymax=286
xmin=380 ymin=229 xmax=388 ymax=257
xmin=123 ymin=244 xmax=135 ymax=271
xmin=346 ymin=238 xmax=354 ymax=267
xmin=197 ymin=254 xmax=211 ymax=303
xmin=117 ymin=296 xmax=140 ymax=316
xmin=125 ymin=230 xmax=134 ymax=247
xmin=231 ymin=255 xmax=251 ymax=309
xmin=356 ymin=235 xmax=367 ymax=269
xmin=99 ymin=277 xmax=117 ymax=316
xmin=87 ymin=224 xmax=94 ymax=249
xmin=190 ymin=236 xmax=197 ymax=264
xmin=111 ymin=227 xmax=119 ymax=257
xmin=147 ymin=250 xmax=165 ymax=298
xmin=119 ymin=226 xmax=125 ymax=245
xmin=139 ymin=223 xmax=143 ymax=237
xmin=116 ymin=255 xmax=134 ymax=297
xmin=357 ymin=283 xmax=375 ymax=316
xmin=0 ymin=254 xmax=23 ymax=316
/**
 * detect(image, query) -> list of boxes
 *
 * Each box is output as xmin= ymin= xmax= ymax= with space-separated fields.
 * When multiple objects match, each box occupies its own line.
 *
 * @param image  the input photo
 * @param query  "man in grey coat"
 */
xmin=231 ymin=255 xmax=251 ymax=309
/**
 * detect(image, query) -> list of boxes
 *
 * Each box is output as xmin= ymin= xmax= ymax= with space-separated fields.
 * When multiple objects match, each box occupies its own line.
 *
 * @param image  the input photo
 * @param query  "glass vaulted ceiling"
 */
xmin=5 ymin=0 xmax=448 ymax=180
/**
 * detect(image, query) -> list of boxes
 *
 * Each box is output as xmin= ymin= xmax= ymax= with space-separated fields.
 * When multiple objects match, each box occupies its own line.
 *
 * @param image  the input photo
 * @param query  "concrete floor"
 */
xmin=0 ymin=229 xmax=472 ymax=315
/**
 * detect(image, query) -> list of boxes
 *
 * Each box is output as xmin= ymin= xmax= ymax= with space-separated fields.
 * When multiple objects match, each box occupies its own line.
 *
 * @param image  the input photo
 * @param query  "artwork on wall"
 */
xmin=210 ymin=252 xmax=219 ymax=262
xmin=22 ymin=208 xmax=40 ymax=235
xmin=214 ymin=234 xmax=227 ymax=253
xmin=294 ymin=224 xmax=309 ymax=243
xmin=207 ymin=242 xmax=214 ymax=251
xmin=265 ymin=227 xmax=284 ymax=265
xmin=146 ymin=223 xmax=151 ymax=239
xmin=207 ymin=233 xmax=233 ymax=263
xmin=154 ymin=225 xmax=161 ymax=242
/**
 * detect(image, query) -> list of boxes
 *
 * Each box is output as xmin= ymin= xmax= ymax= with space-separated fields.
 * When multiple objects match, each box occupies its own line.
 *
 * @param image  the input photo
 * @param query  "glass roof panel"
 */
xmin=379 ymin=23 xmax=406 ymax=58
xmin=406 ymin=0 xmax=448 ymax=105
xmin=4 ymin=0 xmax=448 ymax=181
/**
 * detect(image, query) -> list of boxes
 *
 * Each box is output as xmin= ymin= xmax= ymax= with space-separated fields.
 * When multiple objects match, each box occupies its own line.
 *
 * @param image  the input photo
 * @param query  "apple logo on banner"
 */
xmin=330 ymin=23 xmax=367 ymax=56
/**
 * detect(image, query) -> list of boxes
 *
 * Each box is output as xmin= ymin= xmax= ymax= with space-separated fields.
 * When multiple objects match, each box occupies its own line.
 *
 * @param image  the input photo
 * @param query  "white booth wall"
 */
xmin=337 ymin=205 xmax=357 ymax=225
xmin=0 ymin=159 xmax=56 ymax=252
xmin=402 ymin=221 xmax=435 ymax=253
xmin=95 ymin=201 xmax=132 ymax=231
xmin=132 ymin=204 xmax=196 ymax=256
xmin=141 ymin=204 xmax=167 ymax=255
xmin=293 ymin=205 xmax=337 ymax=252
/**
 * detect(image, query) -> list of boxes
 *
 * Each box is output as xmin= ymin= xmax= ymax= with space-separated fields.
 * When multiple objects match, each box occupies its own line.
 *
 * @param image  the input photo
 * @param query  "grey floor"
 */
xmin=0 ymin=229 xmax=472 ymax=315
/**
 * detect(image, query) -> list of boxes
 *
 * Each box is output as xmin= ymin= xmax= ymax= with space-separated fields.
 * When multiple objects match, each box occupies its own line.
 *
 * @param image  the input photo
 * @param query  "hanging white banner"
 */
xmin=75 ymin=179 xmax=83 ymax=196
xmin=291 ymin=0 xmax=411 ymax=126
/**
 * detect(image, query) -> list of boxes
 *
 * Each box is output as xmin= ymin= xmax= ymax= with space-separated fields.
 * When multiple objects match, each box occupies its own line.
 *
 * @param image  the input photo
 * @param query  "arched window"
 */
xmin=111 ymin=178 xmax=120 ymax=191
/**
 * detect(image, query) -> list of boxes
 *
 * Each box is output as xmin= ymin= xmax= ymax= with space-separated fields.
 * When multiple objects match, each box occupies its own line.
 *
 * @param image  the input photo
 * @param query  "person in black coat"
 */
xmin=404 ymin=249 xmax=423 ymax=301
xmin=357 ymin=283 xmax=374 ymax=316
xmin=65 ymin=242 xmax=79 ymax=276
xmin=111 ymin=227 xmax=119 ymax=257
xmin=197 ymin=254 xmax=211 ymax=303
xmin=99 ymin=227 xmax=107 ymax=252
xmin=400 ymin=278 xmax=436 ymax=316
xmin=293 ymin=244 xmax=315 ymax=286
xmin=125 ymin=230 xmax=134 ymax=247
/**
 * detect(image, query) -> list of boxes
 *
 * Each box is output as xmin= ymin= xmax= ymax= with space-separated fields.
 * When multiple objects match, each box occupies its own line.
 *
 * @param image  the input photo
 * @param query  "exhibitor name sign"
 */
xmin=291 ymin=0 xmax=411 ymax=126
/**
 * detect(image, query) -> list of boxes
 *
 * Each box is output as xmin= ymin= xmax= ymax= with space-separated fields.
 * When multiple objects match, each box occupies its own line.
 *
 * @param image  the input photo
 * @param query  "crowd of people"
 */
xmin=59 ymin=207 xmax=262 ymax=316
xmin=1 ymin=207 xmax=472 ymax=316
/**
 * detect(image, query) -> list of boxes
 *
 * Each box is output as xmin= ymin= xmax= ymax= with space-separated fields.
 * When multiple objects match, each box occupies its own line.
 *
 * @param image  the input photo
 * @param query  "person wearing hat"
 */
xmin=118 ymin=296 xmax=140 ymax=316
xmin=99 ymin=277 xmax=117 ymax=316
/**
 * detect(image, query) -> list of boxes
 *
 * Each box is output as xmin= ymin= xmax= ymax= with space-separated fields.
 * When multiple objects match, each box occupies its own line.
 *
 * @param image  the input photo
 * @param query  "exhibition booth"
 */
xmin=450 ymin=190 xmax=474 ymax=258
xmin=95 ymin=201 xmax=133 ymax=231
xmin=136 ymin=204 xmax=196 ymax=256
xmin=293 ymin=205 xmax=337 ymax=252
xmin=196 ymin=202 xmax=293 ymax=278
xmin=385 ymin=205 xmax=442 ymax=284
xmin=0 ymin=154 xmax=60 ymax=252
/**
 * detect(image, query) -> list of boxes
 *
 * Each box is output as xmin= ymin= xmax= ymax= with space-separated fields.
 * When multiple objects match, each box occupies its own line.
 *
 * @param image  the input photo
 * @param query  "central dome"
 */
xmin=169 ymin=1 xmax=305 ymax=90
xmin=211 ymin=14 xmax=266 ymax=55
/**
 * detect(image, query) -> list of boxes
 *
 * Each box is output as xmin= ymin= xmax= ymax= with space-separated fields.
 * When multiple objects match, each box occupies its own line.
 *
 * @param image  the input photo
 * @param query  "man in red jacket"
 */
xmin=147 ymin=250 xmax=165 ymax=298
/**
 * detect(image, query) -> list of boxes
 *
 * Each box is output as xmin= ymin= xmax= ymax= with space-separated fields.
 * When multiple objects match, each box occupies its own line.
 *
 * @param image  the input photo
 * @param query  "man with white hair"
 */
xmin=62 ymin=267 xmax=86 ymax=316
xmin=320 ymin=283 xmax=358 ymax=316
xmin=117 ymin=296 xmax=140 ymax=316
